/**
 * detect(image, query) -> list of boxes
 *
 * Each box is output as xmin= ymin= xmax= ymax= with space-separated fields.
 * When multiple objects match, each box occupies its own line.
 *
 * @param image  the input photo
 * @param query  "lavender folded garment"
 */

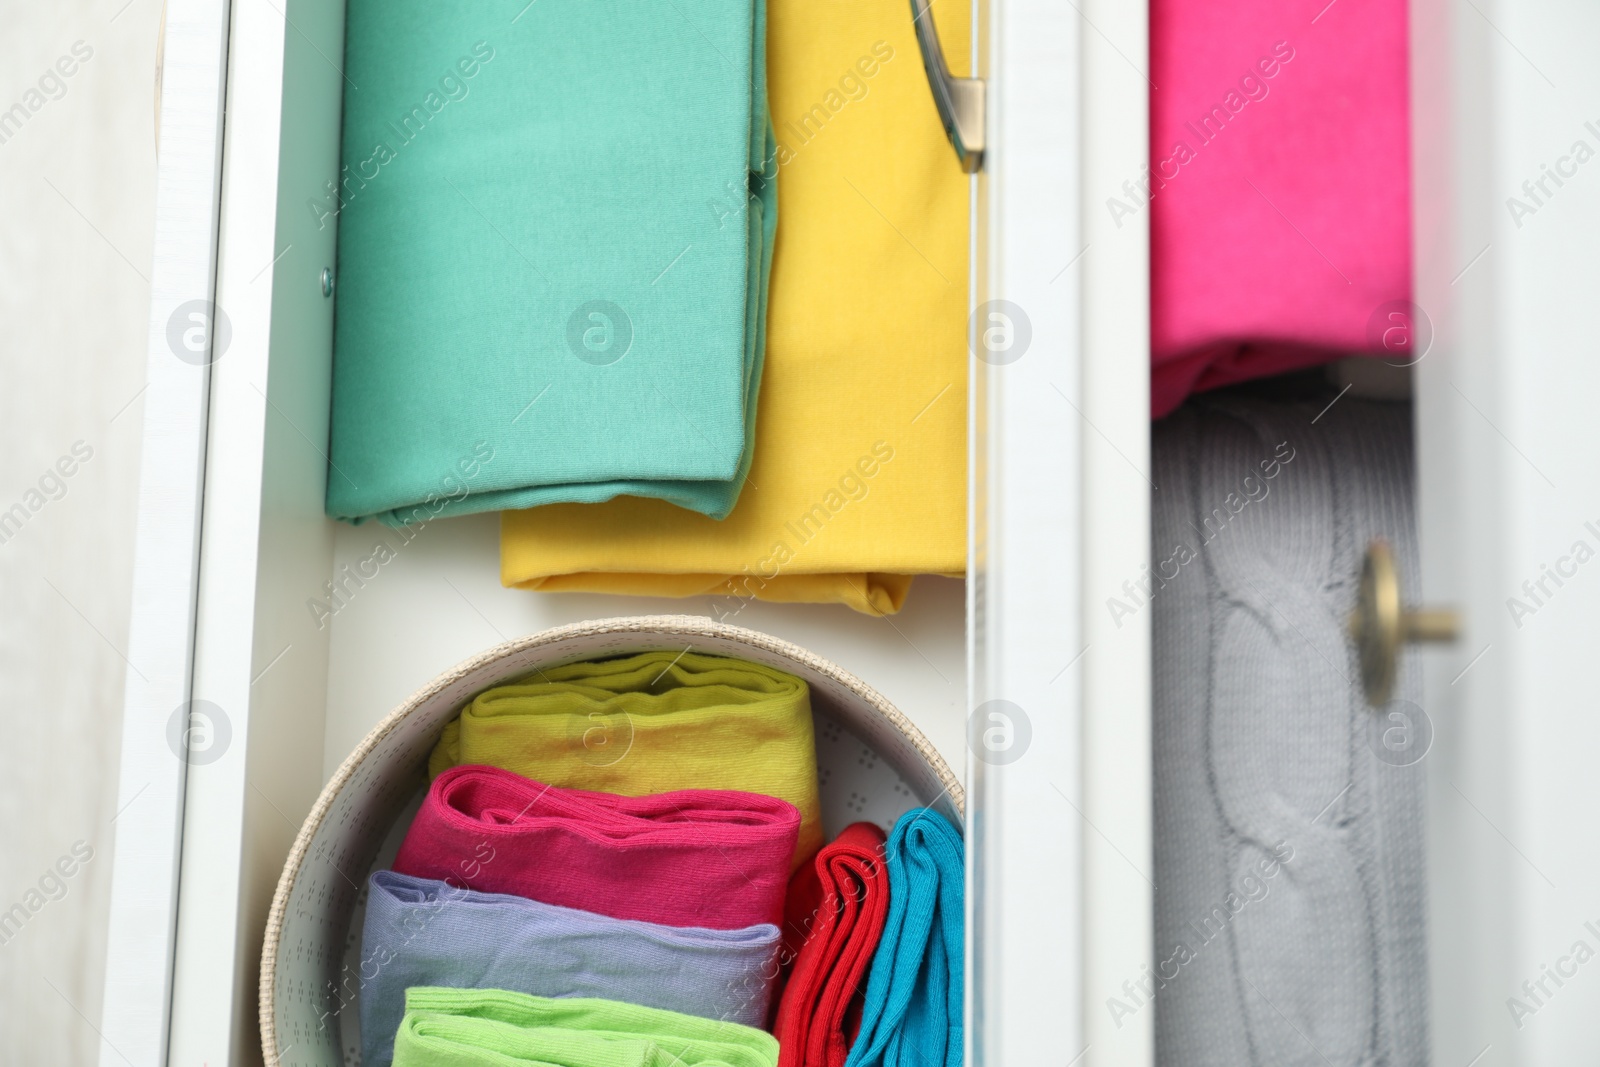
xmin=360 ymin=871 xmax=782 ymax=1067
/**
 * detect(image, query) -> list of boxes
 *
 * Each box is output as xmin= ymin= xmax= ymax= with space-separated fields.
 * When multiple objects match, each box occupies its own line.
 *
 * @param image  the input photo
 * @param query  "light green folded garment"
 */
xmin=327 ymin=0 xmax=776 ymax=525
xmin=392 ymin=987 xmax=781 ymax=1067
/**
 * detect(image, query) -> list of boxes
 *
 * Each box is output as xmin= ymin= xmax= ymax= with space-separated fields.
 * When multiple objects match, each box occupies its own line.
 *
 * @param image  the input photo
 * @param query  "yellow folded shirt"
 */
xmin=429 ymin=651 xmax=823 ymax=867
xmin=500 ymin=0 xmax=969 ymax=616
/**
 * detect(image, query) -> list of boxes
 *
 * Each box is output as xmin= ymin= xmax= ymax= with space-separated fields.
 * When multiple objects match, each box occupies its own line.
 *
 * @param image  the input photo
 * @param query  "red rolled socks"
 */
xmin=393 ymin=764 xmax=799 ymax=929
xmin=772 ymin=822 xmax=891 ymax=1067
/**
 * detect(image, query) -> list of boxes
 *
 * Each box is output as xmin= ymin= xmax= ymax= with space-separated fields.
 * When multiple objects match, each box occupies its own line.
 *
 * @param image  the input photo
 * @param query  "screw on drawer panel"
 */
xmin=321 ymin=267 xmax=335 ymax=297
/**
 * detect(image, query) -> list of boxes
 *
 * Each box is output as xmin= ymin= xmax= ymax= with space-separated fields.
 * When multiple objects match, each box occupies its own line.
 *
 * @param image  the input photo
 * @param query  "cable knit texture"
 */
xmin=1151 ymin=386 xmax=1427 ymax=1066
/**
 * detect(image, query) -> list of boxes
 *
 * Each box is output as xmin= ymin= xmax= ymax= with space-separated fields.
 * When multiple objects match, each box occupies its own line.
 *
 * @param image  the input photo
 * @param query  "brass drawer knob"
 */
xmin=1349 ymin=539 xmax=1461 ymax=706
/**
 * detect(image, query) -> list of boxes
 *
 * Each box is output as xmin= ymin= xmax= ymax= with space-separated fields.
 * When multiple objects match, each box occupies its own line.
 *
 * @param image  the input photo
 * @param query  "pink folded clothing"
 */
xmin=1146 ymin=0 xmax=1412 ymax=416
xmin=392 ymin=765 xmax=800 ymax=930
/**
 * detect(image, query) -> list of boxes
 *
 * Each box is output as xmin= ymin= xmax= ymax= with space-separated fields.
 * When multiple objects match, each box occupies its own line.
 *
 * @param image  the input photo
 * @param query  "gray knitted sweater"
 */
xmin=1150 ymin=388 xmax=1428 ymax=1067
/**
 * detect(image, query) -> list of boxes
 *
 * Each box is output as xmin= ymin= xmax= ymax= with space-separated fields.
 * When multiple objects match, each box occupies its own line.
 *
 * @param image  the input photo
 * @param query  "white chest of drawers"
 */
xmin=100 ymin=1 xmax=1600 ymax=1064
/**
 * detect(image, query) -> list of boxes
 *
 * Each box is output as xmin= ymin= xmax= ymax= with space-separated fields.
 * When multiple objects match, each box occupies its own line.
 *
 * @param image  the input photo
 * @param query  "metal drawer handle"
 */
xmin=910 ymin=0 xmax=985 ymax=173
xmin=1349 ymin=540 xmax=1461 ymax=706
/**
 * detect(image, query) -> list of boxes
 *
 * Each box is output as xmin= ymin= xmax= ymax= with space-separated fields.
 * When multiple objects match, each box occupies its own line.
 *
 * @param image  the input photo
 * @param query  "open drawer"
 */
xmin=101 ymin=0 xmax=1600 ymax=1064
xmin=101 ymin=0 xmax=1120 ymax=1064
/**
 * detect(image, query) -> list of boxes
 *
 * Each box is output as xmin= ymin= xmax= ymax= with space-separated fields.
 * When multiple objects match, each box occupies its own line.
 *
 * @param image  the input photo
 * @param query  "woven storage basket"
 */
xmin=260 ymin=615 xmax=964 ymax=1066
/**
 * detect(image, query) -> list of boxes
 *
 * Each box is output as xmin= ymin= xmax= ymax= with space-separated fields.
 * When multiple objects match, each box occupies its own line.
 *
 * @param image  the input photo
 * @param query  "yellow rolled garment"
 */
xmin=429 ymin=651 xmax=822 ymax=866
xmin=500 ymin=0 xmax=969 ymax=616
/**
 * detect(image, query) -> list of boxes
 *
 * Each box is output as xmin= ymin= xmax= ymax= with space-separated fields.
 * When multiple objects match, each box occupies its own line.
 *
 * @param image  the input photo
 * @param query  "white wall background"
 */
xmin=0 ymin=0 xmax=159 ymax=1061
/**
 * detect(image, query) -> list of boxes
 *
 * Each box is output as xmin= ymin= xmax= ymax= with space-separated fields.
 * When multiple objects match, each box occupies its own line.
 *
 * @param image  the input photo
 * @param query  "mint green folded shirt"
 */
xmin=392 ymin=987 xmax=781 ymax=1067
xmin=328 ymin=0 xmax=775 ymax=525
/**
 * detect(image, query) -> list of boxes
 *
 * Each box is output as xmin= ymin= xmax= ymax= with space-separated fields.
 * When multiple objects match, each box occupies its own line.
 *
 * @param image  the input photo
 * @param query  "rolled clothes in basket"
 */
xmin=1148 ymin=0 xmax=1412 ymax=416
xmin=392 ymin=987 xmax=781 ymax=1067
xmin=359 ymin=871 xmax=783 ymax=1067
xmin=773 ymin=823 xmax=890 ymax=1067
xmin=392 ymin=765 xmax=798 ymax=929
xmin=428 ymin=651 xmax=822 ymax=868
xmin=499 ymin=0 xmax=969 ymax=615
xmin=844 ymin=809 xmax=963 ymax=1067
xmin=327 ymin=0 xmax=775 ymax=524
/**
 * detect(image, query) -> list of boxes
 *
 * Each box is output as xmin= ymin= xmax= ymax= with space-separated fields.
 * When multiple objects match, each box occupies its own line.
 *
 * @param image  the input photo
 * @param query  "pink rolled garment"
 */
xmin=393 ymin=765 xmax=799 ymax=930
xmin=1147 ymin=0 xmax=1413 ymax=417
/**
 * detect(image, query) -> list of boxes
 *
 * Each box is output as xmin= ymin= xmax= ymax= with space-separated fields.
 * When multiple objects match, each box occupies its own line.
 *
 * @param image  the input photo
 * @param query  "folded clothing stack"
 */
xmin=428 ymin=650 xmax=823 ymax=867
xmin=392 ymin=988 xmax=780 ymax=1067
xmin=358 ymin=653 xmax=963 ymax=1067
xmin=844 ymin=810 xmax=965 ymax=1067
xmin=1149 ymin=0 xmax=1412 ymax=414
xmin=773 ymin=823 xmax=891 ymax=1067
xmin=361 ymin=872 xmax=781 ymax=1066
xmin=328 ymin=0 xmax=775 ymax=524
xmin=394 ymin=765 xmax=797 ymax=930
xmin=497 ymin=0 xmax=970 ymax=615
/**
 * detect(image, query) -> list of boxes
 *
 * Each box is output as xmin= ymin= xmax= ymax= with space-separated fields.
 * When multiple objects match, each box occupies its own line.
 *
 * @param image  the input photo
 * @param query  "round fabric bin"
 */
xmin=260 ymin=614 xmax=964 ymax=1066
